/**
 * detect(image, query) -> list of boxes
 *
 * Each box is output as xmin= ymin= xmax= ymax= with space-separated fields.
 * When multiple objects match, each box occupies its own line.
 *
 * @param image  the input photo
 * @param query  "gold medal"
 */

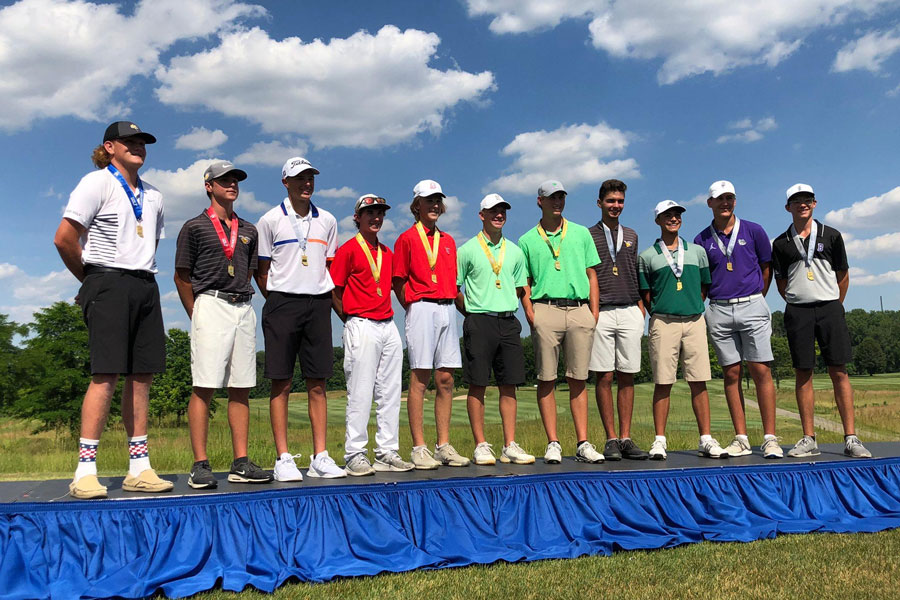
xmin=612 ymin=265 xmax=619 ymax=276
xmin=726 ymin=261 xmax=733 ymax=271
xmin=301 ymin=254 xmax=308 ymax=266
xmin=431 ymin=272 xmax=437 ymax=283
xmin=377 ymin=287 xmax=383 ymax=297
xmin=227 ymin=263 xmax=235 ymax=277
xmin=676 ymin=280 xmax=683 ymax=291
xmin=555 ymin=260 xmax=561 ymax=270
xmin=538 ymin=219 xmax=567 ymax=274
xmin=495 ymin=280 xmax=502 ymax=289
xmin=136 ymin=224 xmax=144 ymax=238
xmin=807 ymin=270 xmax=814 ymax=281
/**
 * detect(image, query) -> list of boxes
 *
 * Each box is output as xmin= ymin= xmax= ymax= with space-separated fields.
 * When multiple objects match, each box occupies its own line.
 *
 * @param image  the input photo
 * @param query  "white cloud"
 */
xmin=844 ymin=231 xmax=900 ymax=256
xmin=317 ymin=187 xmax=359 ymax=200
xmin=716 ymin=116 xmax=777 ymax=144
xmin=833 ymin=28 xmax=900 ymax=73
xmin=824 ymin=185 xmax=900 ymax=230
xmin=155 ymin=25 xmax=495 ymax=148
xmin=848 ymin=266 xmax=900 ymax=286
xmin=0 ymin=262 xmax=80 ymax=323
xmin=466 ymin=0 xmax=891 ymax=84
xmin=234 ymin=140 xmax=310 ymax=167
xmin=174 ymin=127 xmax=228 ymax=151
xmin=682 ymin=193 xmax=708 ymax=207
xmin=0 ymin=0 xmax=264 ymax=131
xmin=485 ymin=121 xmax=640 ymax=195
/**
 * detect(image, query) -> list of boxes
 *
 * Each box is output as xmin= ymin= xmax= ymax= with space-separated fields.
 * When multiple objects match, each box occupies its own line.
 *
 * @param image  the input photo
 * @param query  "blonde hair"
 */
xmin=91 ymin=144 xmax=112 ymax=169
xmin=409 ymin=196 xmax=446 ymax=221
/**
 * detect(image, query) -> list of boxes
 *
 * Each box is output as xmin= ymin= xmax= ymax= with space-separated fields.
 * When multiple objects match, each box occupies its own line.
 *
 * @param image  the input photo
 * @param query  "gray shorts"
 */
xmin=704 ymin=295 xmax=773 ymax=366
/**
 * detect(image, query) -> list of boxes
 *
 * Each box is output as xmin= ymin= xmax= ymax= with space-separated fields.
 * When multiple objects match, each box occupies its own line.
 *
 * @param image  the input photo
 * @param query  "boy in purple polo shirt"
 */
xmin=694 ymin=181 xmax=782 ymax=459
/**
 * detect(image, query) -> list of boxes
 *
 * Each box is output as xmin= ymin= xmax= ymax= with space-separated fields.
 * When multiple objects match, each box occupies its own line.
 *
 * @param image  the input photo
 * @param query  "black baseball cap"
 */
xmin=103 ymin=121 xmax=157 ymax=144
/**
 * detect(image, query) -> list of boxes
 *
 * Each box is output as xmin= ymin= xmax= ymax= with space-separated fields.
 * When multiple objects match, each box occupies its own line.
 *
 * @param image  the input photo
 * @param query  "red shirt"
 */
xmin=331 ymin=237 xmax=393 ymax=320
xmin=392 ymin=224 xmax=458 ymax=301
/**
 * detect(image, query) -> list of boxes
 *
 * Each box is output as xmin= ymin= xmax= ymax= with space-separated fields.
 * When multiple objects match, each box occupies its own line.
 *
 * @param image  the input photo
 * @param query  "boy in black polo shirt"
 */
xmin=771 ymin=183 xmax=871 ymax=458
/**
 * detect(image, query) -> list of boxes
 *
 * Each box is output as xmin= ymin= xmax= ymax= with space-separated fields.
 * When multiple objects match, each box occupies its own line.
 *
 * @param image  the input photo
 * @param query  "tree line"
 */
xmin=1 ymin=302 xmax=897 ymax=435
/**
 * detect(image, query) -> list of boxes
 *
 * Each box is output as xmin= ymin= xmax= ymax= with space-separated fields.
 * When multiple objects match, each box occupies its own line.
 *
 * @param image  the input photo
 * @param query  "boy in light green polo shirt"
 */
xmin=638 ymin=200 xmax=725 ymax=460
xmin=518 ymin=180 xmax=604 ymax=465
xmin=456 ymin=194 xmax=535 ymax=466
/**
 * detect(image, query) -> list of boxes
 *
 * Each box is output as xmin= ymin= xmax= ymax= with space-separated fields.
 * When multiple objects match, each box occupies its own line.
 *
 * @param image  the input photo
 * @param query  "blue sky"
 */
xmin=2 ymin=0 xmax=899 ymax=342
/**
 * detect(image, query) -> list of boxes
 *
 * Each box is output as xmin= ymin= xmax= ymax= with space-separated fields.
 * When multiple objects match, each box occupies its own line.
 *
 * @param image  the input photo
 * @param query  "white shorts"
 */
xmin=589 ymin=304 xmax=644 ymax=374
xmin=191 ymin=293 xmax=257 ymax=389
xmin=405 ymin=301 xmax=462 ymax=370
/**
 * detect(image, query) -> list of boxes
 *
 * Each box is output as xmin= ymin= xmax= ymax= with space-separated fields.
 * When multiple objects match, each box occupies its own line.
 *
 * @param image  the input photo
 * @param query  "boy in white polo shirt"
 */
xmin=256 ymin=157 xmax=345 ymax=479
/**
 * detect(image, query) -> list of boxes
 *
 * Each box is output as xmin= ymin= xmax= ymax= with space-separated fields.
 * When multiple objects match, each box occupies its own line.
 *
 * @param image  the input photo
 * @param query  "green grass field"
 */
xmin=3 ymin=374 xmax=900 ymax=599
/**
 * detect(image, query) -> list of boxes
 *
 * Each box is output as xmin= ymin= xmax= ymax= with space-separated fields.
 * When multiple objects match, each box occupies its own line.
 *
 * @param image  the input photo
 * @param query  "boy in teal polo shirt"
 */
xmin=519 ymin=180 xmax=604 ymax=465
xmin=456 ymin=194 xmax=535 ymax=466
xmin=638 ymin=200 xmax=726 ymax=460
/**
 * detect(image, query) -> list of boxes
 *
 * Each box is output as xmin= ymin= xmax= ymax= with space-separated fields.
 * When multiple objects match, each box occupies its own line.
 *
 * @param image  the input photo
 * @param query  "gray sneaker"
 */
xmin=544 ymin=441 xmax=562 ymax=464
xmin=344 ymin=453 xmax=375 ymax=476
xmin=373 ymin=451 xmax=415 ymax=472
xmin=575 ymin=441 xmax=605 ymax=463
xmin=788 ymin=435 xmax=820 ymax=457
xmin=761 ymin=437 xmax=784 ymax=459
xmin=844 ymin=435 xmax=872 ymax=458
xmin=435 ymin=443 xmax=471 ymax=467
xmin=411 ymin=446 xmax=441 ymax=470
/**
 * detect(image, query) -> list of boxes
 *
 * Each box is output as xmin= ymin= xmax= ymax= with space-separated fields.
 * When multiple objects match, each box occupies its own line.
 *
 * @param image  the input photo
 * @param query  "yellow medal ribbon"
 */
xmin=537 ymin=218 xmax=567 ymax=270
xmin=477 ymin=232 xmax=506 ymax=289
xmin=355 ymin=233 xmax=383 ymax=296
xmin=415 ymin=221 xmax=440 ymax=283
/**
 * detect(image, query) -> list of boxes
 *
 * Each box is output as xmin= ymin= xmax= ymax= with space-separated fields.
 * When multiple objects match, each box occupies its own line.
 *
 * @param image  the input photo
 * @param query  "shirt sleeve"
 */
xmin=518 ymin=234 xmax=533 ymax=279
xmin=248 ymin=224 xmax=258 ymax=272
xmin=697 ymin=244 xmax=711 ymax=285
xmin=63 ymin=173 xmax=103 ymax=228
xmin=392 ymin=233 xmax=410 ymax=280
xmin=330 ymin=243 xmax=350 ymax=287
xmin=156 ymin=190 xmax=165 ymax=240
xmin=325 ymin=217 xmax=338 ymax=259
xmin=174 ymin=222 xmax=194 ymax=271
xmin=831 ymin=230 xmax=849 ymax=271
xmin=456 ymin=244 xmax=467 ymax=288
xmin=754 ymin=224 xmax=772 ymax=264
xmin=512 ymin=246 xmax=527 ymax=287
xmin=583 ymin=228 xmax=601 ymax=268
xmin=638 ymin=252 xmax=651 ymax=290
xmin=771 ymin=239 xmax=787 ymax=280
xmin=256 ymin=215 xmax=273 ymax=260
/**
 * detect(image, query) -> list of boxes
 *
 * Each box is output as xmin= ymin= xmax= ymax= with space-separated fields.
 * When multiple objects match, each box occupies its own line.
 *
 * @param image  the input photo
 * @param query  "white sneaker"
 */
xmin=649 ymin=439 xmax=667 ymax=460
xmin=698 ymin=437 xmax=728 ymax=459
xmin=544 ymin=441 xmax=562 ymax=464
xmin=344 ymin=453 xmax=375 ymax=477
xmin=434 ymin=443 xmax=471 ymax=467
xmin=501 ymin=441 xmax=535 ymax=465
xmin=761 ymin=437 xmax=784 ymax=459
xmin=724 ymin=436 xmax=752 ymax=457
xmin=473 ymin=442 xmax=496 ymax=466
xmin=411 ymin=446 xmax=441 ymax=470
xmin=307 ymin=450 xmax=347 ymax=478
xmin=273 ymin=452 xmax=304 ymax=482
xmin=373 ymin=451 xmax=415 ymax=472
xmin=575 ymin=441 xmax=605 ymax=463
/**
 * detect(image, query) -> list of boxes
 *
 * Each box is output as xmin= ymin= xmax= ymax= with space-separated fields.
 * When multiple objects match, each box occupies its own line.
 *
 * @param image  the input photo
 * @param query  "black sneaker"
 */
xmin=620 ymin=438 xmax=650 ymax=460
xmin=227 ymin=457 xmax=274 ymax=484
xmin=188 ymin=460 xmax=218 ymax=489
xmin=603 ymin=439 xmax=622 ymax=461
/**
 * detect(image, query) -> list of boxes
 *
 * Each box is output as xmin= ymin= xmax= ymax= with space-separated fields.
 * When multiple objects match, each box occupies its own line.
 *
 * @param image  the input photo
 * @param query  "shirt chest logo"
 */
xmin=817 ymin=242 xmax=824 ymax=252
xmin=738 ymin=238 xmax=747 ymax=246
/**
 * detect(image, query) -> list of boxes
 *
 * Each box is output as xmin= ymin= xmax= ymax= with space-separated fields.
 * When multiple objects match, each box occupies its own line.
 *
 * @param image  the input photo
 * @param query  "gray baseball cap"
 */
xmin=538 ymin=180 xmax=566 ymax=197
xmin=203 ymin=160 xmax=247 ymax=182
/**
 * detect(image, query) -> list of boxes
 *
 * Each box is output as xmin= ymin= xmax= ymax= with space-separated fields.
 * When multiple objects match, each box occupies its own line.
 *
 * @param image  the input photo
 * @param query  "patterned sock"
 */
xmin=128 ymin=435 xmax=151 ymax=477
xmin=74 ymin=438 xmax=99 ymax=481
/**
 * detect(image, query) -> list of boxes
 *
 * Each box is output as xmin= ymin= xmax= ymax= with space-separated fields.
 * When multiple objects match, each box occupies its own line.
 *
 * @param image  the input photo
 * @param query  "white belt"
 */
xmin=709 ymin=293 xmax=762 ymax=306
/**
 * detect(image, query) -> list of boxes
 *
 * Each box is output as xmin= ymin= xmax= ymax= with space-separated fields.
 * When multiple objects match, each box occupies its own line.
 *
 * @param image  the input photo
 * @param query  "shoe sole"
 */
xmin=373 ymin=463 xmax=414 ymax=472
xmin=306 ymin=471 xmax=347 ymax=479
xmin=844 ymin=452 xmax=872 ymax=458
xmin=440 ymin=461 xmax=471 ymax=467
xmin=474 ymin=459 xmax=496 ymax=466
xmin=574 ymin=457 xmax=605 ymax=464
xmin=413 ymin=463 xmax=440 ymax=470
xmin=604 ymin=455 xmax=622 ymax=461
xmin=622 ymin=454 xmax=649 ymax=460
xmin=122 ymin=483 xmax=174 ymax=493
xmin=188 ymin=479 xmax=218 ymax=489
xmin=345 ymin=468 xmax=375 ymax=476
xmin=500 ymin=456 xmax=536 ymax=464
xmin=273 ymin=474 xmax=304 ymax=482
xmin=726 ymin=450 xmax=753 ymax=457
xmin=544 ymin=457 xmax=561 ymax=464
xmin=227 ymin=474 xmax=274 ymax=483
xmin=68 ymin=487 xmax=107 ymax=499
xmin=764 ymin=453 xmax=784 ymax=459
xmin=788 ymin=450 xmax=820 ymax=458
xmin=649 ymin=454 xmax=666 ymax=461
xmin=698 ymin=452 xmax=729 ymax=459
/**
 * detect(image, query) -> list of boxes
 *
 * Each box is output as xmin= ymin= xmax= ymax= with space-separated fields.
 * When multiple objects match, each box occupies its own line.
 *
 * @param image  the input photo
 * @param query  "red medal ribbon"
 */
xmin=206 ymin=207 xmax=239 ymax=261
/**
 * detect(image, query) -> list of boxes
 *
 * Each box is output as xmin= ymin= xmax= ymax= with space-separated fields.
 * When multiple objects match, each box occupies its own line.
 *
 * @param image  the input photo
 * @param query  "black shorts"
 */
xmin=262 ymin=291 xmax=333 ymax=380
xmin=462 ymin=313 xmax=526 ymax=387
xmin=784 ymin=300 xmax=852 ymax=369
xmin=79 ymin=270 xmax=165 ymax=375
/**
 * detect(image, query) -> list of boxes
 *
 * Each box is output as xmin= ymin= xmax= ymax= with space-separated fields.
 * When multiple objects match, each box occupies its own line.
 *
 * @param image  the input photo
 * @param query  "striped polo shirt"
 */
xmin=175 ymin=211 xmax=257 ymax=295
xmin=638 ymin=238 xmax=710 ymax=316
xmin=588 ymin=221 xmax=640 ymax=306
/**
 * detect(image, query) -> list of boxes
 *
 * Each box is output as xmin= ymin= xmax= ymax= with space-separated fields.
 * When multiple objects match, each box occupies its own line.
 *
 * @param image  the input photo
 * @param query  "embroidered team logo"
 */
xmin=709 ymin=243 xmax=716 ymax=250
xmin=738 ymin=239 xmax=747 ymax=246
xmin=240 ymin=236 xmax=250 ymax=244
xmin=817 ymin=242 xmax=824 ymax=252
xmin=625 ymin=241 xmax=632 ymax=247
xmin=445 ymin=247 xmax=450 ymax=254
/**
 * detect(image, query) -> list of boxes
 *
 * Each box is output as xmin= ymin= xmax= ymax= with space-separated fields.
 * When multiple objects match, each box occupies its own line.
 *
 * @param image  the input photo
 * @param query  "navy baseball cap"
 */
xmin=103 ymin=121 xmax=157 ymax=144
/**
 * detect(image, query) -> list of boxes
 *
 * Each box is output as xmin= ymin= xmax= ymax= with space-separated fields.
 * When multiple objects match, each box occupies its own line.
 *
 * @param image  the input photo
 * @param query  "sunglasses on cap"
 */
xmin=360 ymin=196 xmax=387 ymax=206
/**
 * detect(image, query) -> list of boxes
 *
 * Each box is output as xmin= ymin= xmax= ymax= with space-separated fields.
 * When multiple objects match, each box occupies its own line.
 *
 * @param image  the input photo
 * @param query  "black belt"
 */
xmin=533 ymin=298 xmax=588 ymax=307
xmin=84 ymin=265 xmax=154 ymax=281
xmin=201 ymin=289 xmax=252 ymax=304
xmin=347 ymin=315 xmax=393 ymax=323
xmin=272 ymin=291 xmax=332 ymax=300
xmin=418 ymin=298 xmax=454 ymax=305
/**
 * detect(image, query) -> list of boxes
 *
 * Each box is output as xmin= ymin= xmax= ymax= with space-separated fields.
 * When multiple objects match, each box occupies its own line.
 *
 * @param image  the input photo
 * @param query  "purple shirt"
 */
xmin=693 ymin=218 xmax=771 ymax=300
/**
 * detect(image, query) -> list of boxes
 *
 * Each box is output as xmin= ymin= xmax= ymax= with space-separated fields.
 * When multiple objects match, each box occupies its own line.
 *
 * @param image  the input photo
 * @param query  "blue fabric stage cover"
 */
xmin=2 ymin=458 xmax=900 ymax=599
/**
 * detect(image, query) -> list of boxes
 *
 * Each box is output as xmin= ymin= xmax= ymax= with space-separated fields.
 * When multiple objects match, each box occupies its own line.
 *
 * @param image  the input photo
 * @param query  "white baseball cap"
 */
xmin=480 ymin=193 xmax=510 ymax=210
xmin=538 ymin=180 xmax=566 ymax=197
xmin=786 ymin=183 xmax=815 ymax=201
xmin=708 ymin=180 xmax=735 ymax=199
xmin=413 ymin=179 xmax=445 ymax=199
xmin=654 ymin=200 xmax=686 ymax=218
xmin=282 ymin=157 xmax=320 ymax=178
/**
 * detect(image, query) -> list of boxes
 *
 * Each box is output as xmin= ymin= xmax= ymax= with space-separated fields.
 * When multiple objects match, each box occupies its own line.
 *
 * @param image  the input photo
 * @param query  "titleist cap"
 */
xmin=282 ymin=157 xmax=320 ymax=178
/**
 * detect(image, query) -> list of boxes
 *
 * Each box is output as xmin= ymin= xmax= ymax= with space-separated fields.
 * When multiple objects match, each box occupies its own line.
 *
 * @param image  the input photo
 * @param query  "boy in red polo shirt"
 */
xmin=332 ymin=195 xmax=415 ymax=475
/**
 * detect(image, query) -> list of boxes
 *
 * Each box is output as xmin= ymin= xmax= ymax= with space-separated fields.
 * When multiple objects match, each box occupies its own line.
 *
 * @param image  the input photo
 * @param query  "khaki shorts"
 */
xmin=589 ymin=304 xmax=645 ymax=374
xmin=648 ymin=313 xmax=710 ymax=385
xmin=533 ymin=302 xmax=595 ymax=381
xmin=191 ymin=293 xmax=257 ymax=388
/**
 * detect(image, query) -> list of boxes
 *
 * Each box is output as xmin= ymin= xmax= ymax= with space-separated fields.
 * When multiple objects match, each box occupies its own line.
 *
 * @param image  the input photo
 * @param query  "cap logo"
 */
xmin=130 ymin=123 xmax=138 ymax=130
xmin=291 ymin=159 xmax=309 ymax=168
xmin=430 ymin=182 xmax=437 ymax=189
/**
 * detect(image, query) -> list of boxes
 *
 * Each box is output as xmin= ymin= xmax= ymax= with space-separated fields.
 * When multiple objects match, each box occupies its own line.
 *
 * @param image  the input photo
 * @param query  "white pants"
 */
xmin=343 ymin=317 xmax=403 ymax=460
xmin=405 ymin=301 xmax=462 ymax=370
xmin=191 ymin=293 xmax=257 ymax=388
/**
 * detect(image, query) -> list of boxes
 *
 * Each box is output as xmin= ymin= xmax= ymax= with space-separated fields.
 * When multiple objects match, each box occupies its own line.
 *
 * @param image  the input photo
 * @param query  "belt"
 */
xmin=653 ymin=313 xmax=701 ymax=320
xmin=709 ymin=293 xmax=763 ymax=306
xmin=273 ymin=291 xmax=332 ymax=300
xmin=475 ymin=311 xmax=516 ymax=318
xmin=347 ymin=315 xmax=392 ymax=323
xmin=533 ymin=298 xmax=588 ymax=307
xmin=418 ymin=298 xmax=454 ymax=305
xmin=84 ymin=265 xmax=154 ymax=280
xmin=202 ymin=289 xmax=252 ymax=304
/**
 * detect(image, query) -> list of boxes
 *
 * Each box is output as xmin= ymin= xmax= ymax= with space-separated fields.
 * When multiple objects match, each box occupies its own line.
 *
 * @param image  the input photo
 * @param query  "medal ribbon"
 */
xmin=415 ymin=221 xmax=441 ymax=273
xmin=107 ymin=164 xmax=144 ymax=222
xmin=658 ymin=237 xmax=685 ymax=279
xmin=283 ymin=200 xmax=312 ymax=255
xmin=537 ymin=218 xmax=567 ymax=262
xmin=477 ymin=232 xmax=506 ymax=281
xmin=602 ymin=223 xmax=623 ymax=266
xmin=708 ymin=217 xmax=741 ymax=264
xmin=789 ymin=220 xmax=818 ymax=271
xmin=355 ymin=233 xmax=383 ymax=285
xmin=206 ymin=207 xmax=239 ymax=261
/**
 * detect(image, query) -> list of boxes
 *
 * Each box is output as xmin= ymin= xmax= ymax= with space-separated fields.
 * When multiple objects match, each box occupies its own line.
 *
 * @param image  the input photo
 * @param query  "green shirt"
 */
xmin=638 ymin=237 xmax=710 ymax=316
xmin=518 ymin=220 xmax=601 ymax=300
xmin=457 ymin=234 xmax=526 ymax=313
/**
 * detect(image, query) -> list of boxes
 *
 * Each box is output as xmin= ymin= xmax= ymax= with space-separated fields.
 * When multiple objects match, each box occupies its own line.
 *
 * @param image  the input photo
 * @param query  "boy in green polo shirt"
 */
xmin=456 ymin=194 xmax=535 ymax=465
xmin=519 ymin=180 xmax=604 ymax=465
xmin=638 ymin=200 xmax=726 ymax=460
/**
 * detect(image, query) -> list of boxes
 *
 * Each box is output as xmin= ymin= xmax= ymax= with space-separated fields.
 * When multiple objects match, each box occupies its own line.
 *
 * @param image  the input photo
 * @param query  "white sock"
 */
xmin=128 ymin=435 xmax=151 ymax=477
xmin=74 ymin=438 xmax=99 ymax=481
xmin=654 ymin=435 xmax=666 ymax=444
xmin=764 ymin=434 xmax=777 ymax=442
xmin=736 ymin=434 xmax=749 ymax=442
xmin=699 ymin=434 xmax=713 ymax=445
